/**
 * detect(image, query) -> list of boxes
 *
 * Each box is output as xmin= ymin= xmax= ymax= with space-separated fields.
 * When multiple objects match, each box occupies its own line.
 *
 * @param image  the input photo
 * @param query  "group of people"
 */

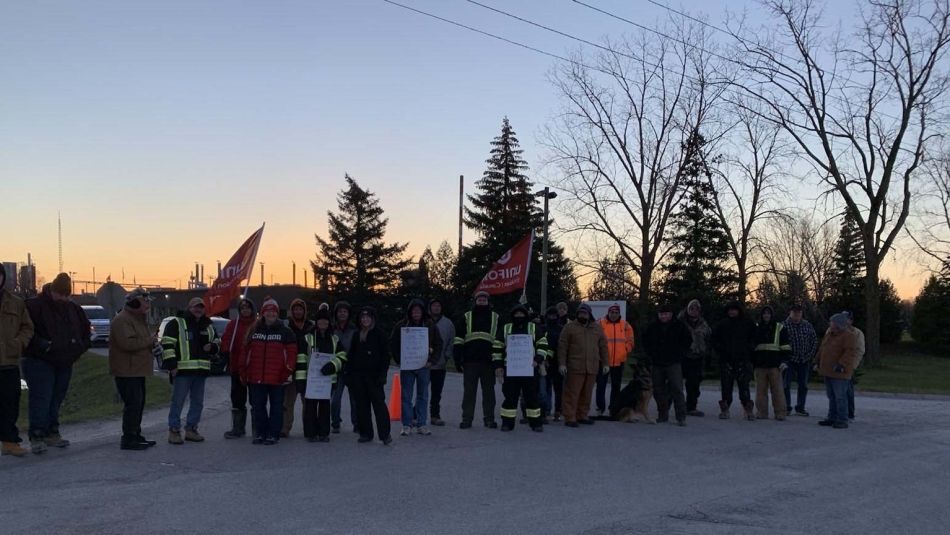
xmin=0 ymin=270 xmax=866 ymax=458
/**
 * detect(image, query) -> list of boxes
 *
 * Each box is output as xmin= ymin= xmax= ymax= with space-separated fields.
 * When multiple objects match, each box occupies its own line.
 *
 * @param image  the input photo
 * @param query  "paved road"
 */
xmin=3 ymin=371 xmax=949 ymax=534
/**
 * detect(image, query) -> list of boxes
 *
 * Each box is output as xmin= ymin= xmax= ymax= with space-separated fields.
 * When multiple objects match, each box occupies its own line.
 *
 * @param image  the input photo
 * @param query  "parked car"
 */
xmin=82 ymin=305 xmax=111 ymax=346
xmin=156 ymin=315 xmax=231 ymax=375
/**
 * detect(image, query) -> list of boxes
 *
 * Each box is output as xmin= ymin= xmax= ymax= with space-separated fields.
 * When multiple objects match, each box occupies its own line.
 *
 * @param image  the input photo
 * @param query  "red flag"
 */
xmin=204 ymin=225 xmax=264 ymax=316
xmin=474 ymin=231 xmax=534 ymax=295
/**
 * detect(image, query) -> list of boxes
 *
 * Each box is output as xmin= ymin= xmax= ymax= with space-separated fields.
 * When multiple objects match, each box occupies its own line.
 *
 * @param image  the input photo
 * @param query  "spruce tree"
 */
xmin=826 ymin=208 xmax=867 ymax=323
xmin=911 ymin=275 xmax=950 ymax=354
xmin=658 ymin=130 xmax=737 ymax=311
xmin=457 ymin=117 xmax=579 ymax=310
xmin=312 ymin=174 xmax=411 ymax=297
xmin=429 ymin=241 xmax=457 ymax=294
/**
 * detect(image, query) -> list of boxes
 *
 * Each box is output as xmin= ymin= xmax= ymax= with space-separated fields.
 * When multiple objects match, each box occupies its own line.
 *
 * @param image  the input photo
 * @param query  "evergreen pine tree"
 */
xmin=658 ymin=130 xmax=738 ymax=310
xmin=911 ymin=275 xmax=950 ymax=354
xmin=826 ymin=208 xmax=867 ymax=323
xmin=312 ymin=174 xmax=411 ymax=297
xmin=429 ymin=241 xmax=457 ymax=294
xmin=457 ymin=117 xmax=579 ymax=310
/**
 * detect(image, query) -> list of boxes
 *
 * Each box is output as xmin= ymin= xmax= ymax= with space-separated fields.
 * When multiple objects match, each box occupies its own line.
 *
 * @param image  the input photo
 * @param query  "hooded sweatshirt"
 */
xmin=752 ymin=306 xmax=792 ymax=369
xmin=390 ymin=298 xmax=442 ymax=368
xmin=712 ymin=302 xmax=756 ymax=364
xmin=428 ymin=299 xmax=455 ymax=370
xmin=286 ymin=298 xmax=315 ymax=344
xmin=25 ymin=284 xmax=91 ymax=367
xmin=347 ymin=307 xmax=390 ymax=384
xmin=220 ymin=298 xmax=257 ymax=375
xmin=333 ymin=301 xmax=357 ymax=354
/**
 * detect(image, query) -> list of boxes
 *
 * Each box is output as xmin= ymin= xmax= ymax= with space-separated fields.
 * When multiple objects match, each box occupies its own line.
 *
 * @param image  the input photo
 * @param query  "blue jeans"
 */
xmin=21 ymin=357 xmax=73 ymax=439
xmin=331 ymin=377 xmax=356 ymax=429
xmin=400 ymin=368 xmax=430 ymax=427
xmin=249 ymin=384 xmax=285 ymax=440
xmin=783 ymin=362 xmax=811 ymax=412
xmin=846 ymin=378 xmax=855 ymax=419
xmin=825 ymin=378 xmax=850 ymax=424
xmin=168 ymin=374 xmax=206 ymax=430
xmin=538 ymin=375 xmax=550 ymax=414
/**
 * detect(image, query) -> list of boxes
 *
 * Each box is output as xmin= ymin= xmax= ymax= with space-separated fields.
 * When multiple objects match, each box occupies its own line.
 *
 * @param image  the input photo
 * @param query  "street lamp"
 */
xmin=535 ymin=187 xmax=558 ymax=314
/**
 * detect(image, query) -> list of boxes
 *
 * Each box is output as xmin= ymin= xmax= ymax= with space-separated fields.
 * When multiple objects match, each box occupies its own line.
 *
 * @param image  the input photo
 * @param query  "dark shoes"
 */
xmin=531 ymin=426 xmax=544 ymax=433
xmin=795 ymin=409 xmax=810 ymax=417
xmin=565 ymin=421 xmax=579 ymax=428
xmin=382 ymin=436 xmax=393 ymax=445
xmin=818 ymin=420 xmax=834 ymax=427
xmin=459 ymin=421 xmax=473 ymax=429
xmin=484 ymin=421 xmax=498 ymax=429
xmin=357 ymin=436 xmax=374 ymax=443
xmin=578 ymin=419 xmax=595 ymax=425
xmin=501 ymin=424 xmax=514 ymax=432
xmin=676 ymin=420 xmax=687 ymax=427
xmin=687 ymin=410 xmax=705 ymax=417
xmin=252 ymin=436 xmax=265 ymax=444
xmin=431 ymin=418 xmax=445 ymax=427
xmin=331 ymin=427 xmax=341 ymax=435
xmin=832 ymin=422 xmax=849 ymax=429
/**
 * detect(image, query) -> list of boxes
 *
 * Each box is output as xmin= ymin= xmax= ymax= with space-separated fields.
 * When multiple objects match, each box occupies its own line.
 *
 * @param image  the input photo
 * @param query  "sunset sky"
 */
xmin=0 ymin=0 xmax=932 ymax=299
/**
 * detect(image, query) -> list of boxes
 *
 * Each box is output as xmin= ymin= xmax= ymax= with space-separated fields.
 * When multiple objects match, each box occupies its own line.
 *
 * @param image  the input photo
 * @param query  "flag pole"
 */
xmin=519 ymin=228 xmax=535 ymax=305
xmin=227 ymin=222 xmax=265 ymax=353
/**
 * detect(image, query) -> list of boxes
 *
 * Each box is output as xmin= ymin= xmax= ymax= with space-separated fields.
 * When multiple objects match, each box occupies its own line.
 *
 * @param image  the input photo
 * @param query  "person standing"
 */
xmin=108 ymin=288 xmax=160 ymax=451
xmin=428 ymin=298 xmax=455 ymax=427
xmin=331 ymin=301 xmax=358 ymax=434
xmin=596 ymin=303 xmax=634 ymax=417
xmin=643 ymin=304 xmax=692 ymax=426
xmin=391 ymin=299 xmax=442 ymax=436
xmin=752 ymin=306 xmax=791 ymax=420
xmin=557 ymin=303 xmax=608 ymax=428
xmin=815 ymin=313 xmax=859 ymax=429
xmin=296 ymin=308 xmax=345 ymax=442
xmin=542 ymin=306 xmax=565 ymax=421
xmin=844 ymin=311 xmax=865 ymax=420
xmin=22 ymin=273 xmax=90 ymax=454
xmin=348 ymin=307 xmax=392 ymax=445
xmin=220 ymin=298 xmax=257 ymax=439
xmin=243 ymin=298 xmax=297 ymax=445
xmin=0 ymin=268 xmax=33 ymax=457
xmin=454 ymin=291 xmax=503 ymax=429
xmin=782 ymin=305 xmax=817 ymax=417
xmin=281 ymin=298 xmax=312 ymax=437
xmin=680 ymin=300 xmax=712 ymax=417
xmin=496 ymin=304 xmax=548 ymax=432
xmin=712 ymin=301 xmax=756 ymax=420
xmin=160 ymin=297 xmax=220 ymax=445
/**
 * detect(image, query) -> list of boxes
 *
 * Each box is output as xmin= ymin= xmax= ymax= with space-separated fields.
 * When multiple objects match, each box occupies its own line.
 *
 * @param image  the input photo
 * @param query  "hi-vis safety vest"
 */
xmin=755 ymin=323 xmax=793 ymax=353
xmin=495 ymin=322 xmax=549 ymax=364
xmin=160 ymin=317 xmax=216 ymax=372
xmin=295 ymin=333 xmax=347 ymax=383
xmin=454 ymin=311 xmax=505 ymax=357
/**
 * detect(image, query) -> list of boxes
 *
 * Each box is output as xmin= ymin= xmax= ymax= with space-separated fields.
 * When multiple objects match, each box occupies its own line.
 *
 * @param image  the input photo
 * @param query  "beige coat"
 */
xmin=557 ymin=320 xmax=609 ymax=374
xmin=0 ymin=289 xmax=33 ymax=368
xmin=108 ymin=308 xmax=154 ymax=377
xmin=815 ymin=328 xmax=859 ymax=380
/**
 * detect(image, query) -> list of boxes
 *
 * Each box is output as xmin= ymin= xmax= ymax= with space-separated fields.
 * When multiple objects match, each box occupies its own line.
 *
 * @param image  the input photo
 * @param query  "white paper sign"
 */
xmin=400 ymin=327 xmax=429 ymax=371
xmin=305 ymin=353 xmax=334 ymax=400
xmin=505 ymin=334 xmax=535 ymax=377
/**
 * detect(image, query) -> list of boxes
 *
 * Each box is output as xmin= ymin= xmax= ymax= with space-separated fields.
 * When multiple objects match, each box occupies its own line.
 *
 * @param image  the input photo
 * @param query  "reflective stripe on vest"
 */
xmin=755 ymin=323 xmax=790 ymax=352
xmin=171 ymin=317 xmax=211 ymax=371
xmin=463 ymin=311 xmax=498 ymax=343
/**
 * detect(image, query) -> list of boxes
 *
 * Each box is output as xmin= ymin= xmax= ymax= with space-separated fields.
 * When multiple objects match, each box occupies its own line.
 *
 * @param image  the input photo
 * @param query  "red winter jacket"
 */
xmin=221 ymin=316 xmax=256 ymax=375
xmin=243 ymin=320 xmax=297 ymax=386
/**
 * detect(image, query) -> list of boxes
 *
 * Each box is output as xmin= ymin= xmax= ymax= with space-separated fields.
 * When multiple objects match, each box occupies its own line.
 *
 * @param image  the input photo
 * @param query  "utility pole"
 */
xmin=260 ymin=262 xmax=265 ymax=286
xmin=292 ymin=261 xmax=296 ymax=286
xmin=536 ymin=187 xmax=557 ymax=314
xmin=304 ymin=269 xmax=308 ymax=289
xmin=458 ymin=175 xmax=464 ymax=256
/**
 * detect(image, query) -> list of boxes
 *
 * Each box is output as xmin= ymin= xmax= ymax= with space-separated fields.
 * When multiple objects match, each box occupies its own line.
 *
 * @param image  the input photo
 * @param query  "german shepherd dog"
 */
xmin=595 ymin=363 xmax=656 ymax=424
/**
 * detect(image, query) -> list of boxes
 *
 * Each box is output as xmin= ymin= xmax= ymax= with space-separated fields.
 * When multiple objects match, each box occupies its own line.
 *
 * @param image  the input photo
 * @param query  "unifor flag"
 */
xmin=204 ymin=224 xmax=265 ymax=316
xmin=474 ymin=230 xmax=534 ymax=295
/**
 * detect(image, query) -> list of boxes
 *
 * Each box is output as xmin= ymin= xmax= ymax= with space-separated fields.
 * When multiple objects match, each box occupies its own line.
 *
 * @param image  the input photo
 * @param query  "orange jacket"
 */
xmin=599 ymin=318 xmax=634 ymax=367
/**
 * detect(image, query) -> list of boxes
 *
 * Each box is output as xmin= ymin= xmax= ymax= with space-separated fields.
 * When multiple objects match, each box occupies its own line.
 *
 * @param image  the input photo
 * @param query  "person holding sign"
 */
xmin=296 ymin=308 xmax=347 ymax=443
xmin=390 ymin=299 xmax=442 ymax=437
xmin=242 ymin=298 xmax=297 ymax=445
xmin=495 ymin=305 xmax=548 ymax=432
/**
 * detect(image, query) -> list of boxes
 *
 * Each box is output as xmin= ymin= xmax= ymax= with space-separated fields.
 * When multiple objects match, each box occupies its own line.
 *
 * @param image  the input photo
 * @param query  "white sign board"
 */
xmin=585 ymin=301 xmax=627 ymax=322
xmin=305 ymin=353 xmax=333 ymax=400
xmin=399 ymin=327 xmax=429 ymax=371
xmin=505 ymin=334 xmax=535 ymax=377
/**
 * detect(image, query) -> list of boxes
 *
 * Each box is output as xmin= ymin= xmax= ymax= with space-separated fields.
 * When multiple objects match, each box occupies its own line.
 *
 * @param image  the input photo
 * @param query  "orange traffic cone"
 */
xmin=388 ymin=373 xmax=402 ymax=422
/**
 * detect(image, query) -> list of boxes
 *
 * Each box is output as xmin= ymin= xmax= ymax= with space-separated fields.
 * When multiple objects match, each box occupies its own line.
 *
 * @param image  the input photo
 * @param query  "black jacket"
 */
xmin=348 ymin=327 xmax=391 ymax=385
xmin=24 ymin=286 xmax=91 ymax=367
xmin=643 ymin=319 xmax=692 ymax=367
xmin=712 ymin=315 xmax=756 ymax=364
xmin=159 ymin=313 xmax=220 ymax=376
xmin=752 ymin=317 xmax=792 ymax=369
xmin=390 ymin=299 xmax=443 ymax=368
xmin=454 ymin=305 xmax=501 ymax=364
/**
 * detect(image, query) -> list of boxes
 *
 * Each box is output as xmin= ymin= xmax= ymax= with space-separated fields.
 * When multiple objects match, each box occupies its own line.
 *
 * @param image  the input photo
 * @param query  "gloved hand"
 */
xmin=152 ymin=343 xmax=164 ymax=361
xmin=779 ymin=362 xmax=788 ymax=372
xmin=559 ymin=365 xmax=567 ymax=375
xmin=833 ymin=363 xmax=845 ymax=374
xmin=602 ymin=366 xmax=610 ymax=375
xmin=495 ymin=368 xmax=504 ymax=384
xmin=320 ymin=362 xmax=336 ymax=376
xmin=456 ymin=361 xmax=465 ymax=374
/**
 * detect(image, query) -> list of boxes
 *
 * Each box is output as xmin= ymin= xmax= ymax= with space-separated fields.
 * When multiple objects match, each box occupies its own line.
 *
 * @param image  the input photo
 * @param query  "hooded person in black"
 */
xmin=542 ymin=306 xmax=564 ymax=421
xmin=281 ymin=298 xmax=313 ymax=437
xmin=331 ymin=300 xmax=358 ymax=434
xmin=390 ymin=299 xmax=442 ymax=436
xmin=348 ymin=307 xmax=392 ymax=445
xmin=712 ymin=301 xmax=757 ymax=420
xmin=643 ymin=303 xmax=692 ymax=425
xmin=496 ymin=304 xmax=548 ymax=432
xmin=296 ymin=308 xmax=346 ymax=442
xmin=453 ymin=291 xmax=503 ymax=429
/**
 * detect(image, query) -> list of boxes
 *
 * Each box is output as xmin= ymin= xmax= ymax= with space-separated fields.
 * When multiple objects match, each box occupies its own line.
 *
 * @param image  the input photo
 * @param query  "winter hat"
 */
xmin=474 ymin=290 xmax=490 ymax=300
xmin=760 ymin=306 xmax=775 ymax=320
xmin=687 ymin=299 xmax=702 ymax=314
xmin=187 ymin=297 xmax=205 ymax=308
xmin=608 ymin=303 xmax=621 ymax=313
xmin=51 ymin=273 xmax=72 ymax=296
xmin=545 ymin=306 xmax=559 ymax=319
xmin=511 ymin=304 xmax=529 ymax=318
xmin=290 ymin=298 xmax=307 ymax=313
xmin=261 ymin=297 xmax=279 ymax=315
xmin=576 ymin=303 xmax=593 ymax=316
xmin=725 ymin=300 xmax=742 ymax=312
xmin=657 ymin=303 xmax=674 ymax=314
xmin=125 ymin=287 xmax=152 ymax=304
xmin=406 ymin=298 xmax=426 ymax=320
xmin=830 ymin=313 xmax=849 ymax=330
xmin=315 ymin=307 xmax=332 ymax=324
xmin=239 ymin=298 xmax=256 ymax=312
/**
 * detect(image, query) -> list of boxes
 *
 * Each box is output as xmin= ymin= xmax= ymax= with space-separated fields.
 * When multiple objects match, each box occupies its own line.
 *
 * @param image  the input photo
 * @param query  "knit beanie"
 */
xmin=51 ymin=272 xmax=72 ymax=296
xmin=261 ymin=297 xmax=279 ymax=315
xmin=829 ymin=313 xmax=849 ymax=330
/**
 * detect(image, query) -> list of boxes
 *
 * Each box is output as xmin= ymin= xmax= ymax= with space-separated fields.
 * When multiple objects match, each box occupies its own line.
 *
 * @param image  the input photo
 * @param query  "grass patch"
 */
xmin=17 ymin=353 xmax=172 ymax=429
xmin=857 ymin=342 xmax=950 ymax=396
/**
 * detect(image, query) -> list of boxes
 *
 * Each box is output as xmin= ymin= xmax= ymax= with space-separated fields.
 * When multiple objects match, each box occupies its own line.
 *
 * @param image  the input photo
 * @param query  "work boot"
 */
xmin=135 ymin=435 xmax=157 ymax=447
xmin=168 ymin=429 xmax=184 ymax=445
xmin=553 ymin=412 xmax=562 ymax=422
xmin=718 ymin=401 xmax=730 ymax=419
xmin=1 ymin=442 xmax=27 ymax=457
xmin=30 ymin=438 xmax=47 ymax=454
xmin=224 ymin=410 xmax=247 ymax=439
xmin=459 ymin=421 xmax=472 ymax=429
xmin=484 ymin=420 xmax=498 ymax=429
xmin=45 ymin=433 xmax=70 ymax=448
xmin=120 ymin=438 xmax=150 ymax=451
xmin=531 ymin=425 xmax=544 ymax=433
xmin=657 ymin=411 xmax=669 ymax=424
xmin=184 ymin=428 xmax=205 ymax=442
xmin=501 ymin=423 xmax=514 ymax=432
xmin=742 ymin=401 xmax=755 ymax=421
xmin=687 ymin=410 xmax=705 ymax=417
xmin=431 ymin=417 xmax=445 ymax=427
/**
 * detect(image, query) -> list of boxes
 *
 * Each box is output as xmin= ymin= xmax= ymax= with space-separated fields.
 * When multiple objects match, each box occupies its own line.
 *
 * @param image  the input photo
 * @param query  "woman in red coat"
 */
xmin=242 ymin=298 xmax=297 ymax=445
xmin=220 ymin=298 xmax=257 ymax=439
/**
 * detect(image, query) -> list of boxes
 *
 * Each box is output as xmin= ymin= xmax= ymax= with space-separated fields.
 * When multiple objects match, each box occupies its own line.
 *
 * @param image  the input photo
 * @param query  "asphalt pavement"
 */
xmin=2 ymin=370 xmax=949 ymax=534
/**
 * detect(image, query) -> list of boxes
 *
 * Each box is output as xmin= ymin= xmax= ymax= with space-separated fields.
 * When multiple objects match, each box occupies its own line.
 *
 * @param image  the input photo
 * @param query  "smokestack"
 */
xmin=292 ymin=261 xmax=296 ymax=286
xmin=217 ymin=261 xmax=222 ymax=278
xmin=200 ymin=264 xmax=204 ymax=284
xmin=194 ymin=263 xmax=199 ymax=284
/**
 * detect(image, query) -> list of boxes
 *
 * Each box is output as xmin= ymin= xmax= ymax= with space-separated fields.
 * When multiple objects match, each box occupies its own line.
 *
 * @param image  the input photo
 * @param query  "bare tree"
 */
xmin=709 ymin=100 xmax=789 ymax=302
xmin=908 ymin=148 xmax=950 ymax=271
xmin=758 ymin=212 xmax=838 ymax=305
xmin=733 ymin=0 xmax=950 ymax=364
xmin=542 ymin=24 xmax=723 ymax=323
